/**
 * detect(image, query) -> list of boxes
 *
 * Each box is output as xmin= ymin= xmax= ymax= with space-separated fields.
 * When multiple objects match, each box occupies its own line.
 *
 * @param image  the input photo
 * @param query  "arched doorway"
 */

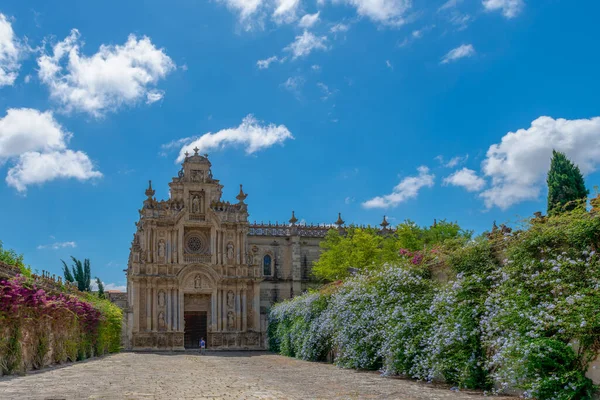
xmin=184 ymin=294 xmax=209 ymax=349
xmin=179 ymin=267 xmax=218 ymax=349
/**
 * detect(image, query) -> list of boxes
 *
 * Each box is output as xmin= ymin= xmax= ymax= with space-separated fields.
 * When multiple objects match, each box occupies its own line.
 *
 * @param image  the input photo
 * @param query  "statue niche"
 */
xmin=227 ymin=290 xmax=234 ymax=309
xmin=192 ymin=273 xmax=210 ymax=290
xmin=158 ymin=240 xmax=165 ymax=258
xmin=227 ymin=311 xmax=235 ymax=330
xmin=227 ymin=242 xmax=234 ymax=261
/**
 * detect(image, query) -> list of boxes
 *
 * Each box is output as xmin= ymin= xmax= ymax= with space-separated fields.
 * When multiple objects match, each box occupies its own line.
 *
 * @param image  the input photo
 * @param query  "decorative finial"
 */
xmin=184 ymin=151 xmax=189 ymax=158
xmin=204 ymin=153 xmax=209 ymax=158
xmin=193 ymin=147 xmax=199 ymax=155
xmin=236 ymin=184 xmax=247 ymax=203
xmin=335 ymin=212 xmax=345 ymax=227
xmin=380 ymin=215 xmax=389 ymax=229
xmin=289 ymin=211 xmax=298 ymax=225
xmin=145 ymin=180 xmax=155 ymax=198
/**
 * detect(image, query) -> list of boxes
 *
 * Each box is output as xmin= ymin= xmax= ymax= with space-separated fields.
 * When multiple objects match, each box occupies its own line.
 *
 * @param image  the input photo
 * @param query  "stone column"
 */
xmin=146 ymin=280 xmax=152 ymax=332
xmin=178 ymin=289 xmax=184 ymax=331
xmin=132 ymin=278 xmax=139 ymax=333
xmin=253 ymin=282 xmax=260 ymax=332
xmin=152 ymin=282 xmax=158 ymax=332
xmin=235 ymin=285 xmax=241 ymax=331
xmin=221 ymin=289 xmax=226 ymax=331
xmin=211 ymin=226 xmax=216 ymax=264
xmin=211 ymin=289 xmax=217 ymax=331
xmin=166 ymin=285 xmax=171 ymax=331
xmin=242 ymin=288 xmax=247 ymax=332
xmin=291 ymin=235 xmax=302 ymax=296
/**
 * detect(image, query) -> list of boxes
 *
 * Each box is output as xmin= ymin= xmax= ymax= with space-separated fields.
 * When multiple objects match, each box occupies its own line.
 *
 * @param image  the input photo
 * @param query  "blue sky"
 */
xmin=1 ymin=0 xmax=599 ymax=290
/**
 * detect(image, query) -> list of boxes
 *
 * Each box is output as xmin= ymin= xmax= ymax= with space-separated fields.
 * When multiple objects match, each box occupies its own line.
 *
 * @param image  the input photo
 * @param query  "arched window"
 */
xmin=263 ymin=255 xmax=272 ymax=276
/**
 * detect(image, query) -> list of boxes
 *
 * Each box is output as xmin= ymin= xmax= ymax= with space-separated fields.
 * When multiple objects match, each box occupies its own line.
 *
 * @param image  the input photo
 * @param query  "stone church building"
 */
xmin=125 ymin=149 xmax=339 ymax=350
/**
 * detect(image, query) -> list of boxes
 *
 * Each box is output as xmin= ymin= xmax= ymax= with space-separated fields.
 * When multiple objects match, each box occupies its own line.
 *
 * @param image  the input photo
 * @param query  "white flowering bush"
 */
xmin=415 ymin=239 xmax=498 ymax=388
xmin=269 ymin=208 xmax=600 ymax=399
xmin=268 ymin=291 xmax=332 ymax=361
xmin=481 ymin=209 xmax=600 ymax=398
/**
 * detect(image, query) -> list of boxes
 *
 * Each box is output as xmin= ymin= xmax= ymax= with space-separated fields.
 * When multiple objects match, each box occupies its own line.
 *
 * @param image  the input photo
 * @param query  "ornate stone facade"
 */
xmin=125 ymin=150 xmax=329 ymax=350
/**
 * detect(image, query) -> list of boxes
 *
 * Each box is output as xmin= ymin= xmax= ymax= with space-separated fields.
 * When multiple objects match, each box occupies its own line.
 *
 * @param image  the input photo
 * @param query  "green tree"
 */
xmin=95 ymin=277 xmax=105 ymax=299
xmin=0 ymin=240 xmax=32 ymax=276
xmin=62 ymin=256 xmax=92 ymax=292
xmin=546 ymin=150 xmax=588 ymax=215
xmin=312 ymin=228 xmax=385 ymax=281
xmin=311 ymin=221 xmax=471 ymax=281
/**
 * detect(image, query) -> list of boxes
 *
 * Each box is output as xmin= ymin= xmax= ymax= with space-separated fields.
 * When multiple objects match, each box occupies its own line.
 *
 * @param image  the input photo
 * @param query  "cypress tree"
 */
xmin=546 ymin=150 xmax=588 ymax=215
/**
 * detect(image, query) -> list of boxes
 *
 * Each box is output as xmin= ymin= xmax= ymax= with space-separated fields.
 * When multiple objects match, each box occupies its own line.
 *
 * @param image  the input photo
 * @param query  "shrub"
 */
xmin=269 ymin=207 xmax=600 ymax=399
xmin=0 ymin=275 xmax=121 ymax=373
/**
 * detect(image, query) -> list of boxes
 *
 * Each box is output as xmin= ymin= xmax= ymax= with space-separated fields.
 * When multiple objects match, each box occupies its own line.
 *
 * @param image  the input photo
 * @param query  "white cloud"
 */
xmin=284 ymin=31 xmax=328 ymax=59
xmin=0 ymin=108 xmax=100 ymax=192
xmin=281 ymin=76 xmax=305 ymax=96
xmin=105 ymin=283 xmax=127 ymax=292
xmin=317 ymin=82 xmax=335 ymax=100
xmin=146 ymin=90 xmax=164 ymax=104
xmin=386 ymin=60 xmax=393 ymax=69
xmin=256 ymin=55 xmax=281 ymax=69
xmin=333 ymin=0 xmax=411 ymax=26
xmin=37 ymin=241 xmax=77 ymax=250
xmin=438 ymin=0 xmax=462 ymax=11
xmin=445 ymin=154 xmax=468 ymax=168
xmin=398 ymin=25 xmax=435 ymax=47
xmin=0 ymin=14 xmax=22 ymax=87
xmin=298 ymin=12 xmax=320 ymax=28
xmin=362 ymin=166 xmax=435 ymax=208
xmin=330 ymin=22 xmax=350 ymax=34
xmin=483 ymin=0 xmax=524 ymax=18
xmin=216 ymin=0 xmax=265 ymax=27
xmin=37 ymin=29 xmax=176 ymax=117
xmin=448 ymin=13 xmax=472 ymax=30
xmin=441 ymin=44 xmax=475 ymax=64
xmin=480 ymin=116 xmax=600 ymax=209
xmin=0 ymin=108 xmax=70 ymax=159
xmin=166 ymin=115 xmax=294 ymax=162
xmin=344 ymin=196 xmax=355 ymax=204
xmin=311 ymin=64 xmax=321 ymax=71
xmin=273 ymin=0 xmax=302 ymax=23
xmin=7 ymin=150 xmax=102 ymax=193
xmin=443 ymin=168 xmax=485 ymax=192
xmin=90 ymin=280 xmax=127 ymax=292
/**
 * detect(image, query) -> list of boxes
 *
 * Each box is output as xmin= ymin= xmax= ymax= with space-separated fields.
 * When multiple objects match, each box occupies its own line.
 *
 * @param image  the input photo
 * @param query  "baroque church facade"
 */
xmin=125 ymin=149 xmax=335 ymax=350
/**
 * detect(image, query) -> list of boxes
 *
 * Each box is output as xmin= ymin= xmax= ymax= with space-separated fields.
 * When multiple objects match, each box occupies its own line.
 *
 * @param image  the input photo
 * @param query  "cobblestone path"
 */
xmin=0 ymin=352 xmax=512 ymax=399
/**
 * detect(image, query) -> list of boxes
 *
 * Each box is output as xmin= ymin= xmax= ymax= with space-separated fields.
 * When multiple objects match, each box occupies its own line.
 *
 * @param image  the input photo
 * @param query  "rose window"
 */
xmin=187 ymin=236 xmax=203 ymax=253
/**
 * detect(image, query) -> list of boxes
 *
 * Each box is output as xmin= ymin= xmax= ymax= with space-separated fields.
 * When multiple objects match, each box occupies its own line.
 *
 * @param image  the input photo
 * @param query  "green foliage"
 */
xmin=270 ymin=207 xmax=600 ymax=399
xmin=62 ymin=256 xmax=92 ymax=292
xmin=0 ymin=325 xmax=22 ymax=374
xmin=312 ymin=220 xmax=471 ymax=281
xmin=95 ymin=277 xmax=105 ymax=299
xmin=0 ymin=241 xmax=30 ymax=277
xmin=547 ymin=150 xmax=588 ymax=215
xmin=85 ymin=293 xmax=123 ymax=354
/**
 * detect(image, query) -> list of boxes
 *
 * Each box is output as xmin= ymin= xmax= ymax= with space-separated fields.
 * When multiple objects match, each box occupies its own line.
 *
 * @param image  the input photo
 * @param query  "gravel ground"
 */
xmin=0 ymin=351 xmax=513 ymax=400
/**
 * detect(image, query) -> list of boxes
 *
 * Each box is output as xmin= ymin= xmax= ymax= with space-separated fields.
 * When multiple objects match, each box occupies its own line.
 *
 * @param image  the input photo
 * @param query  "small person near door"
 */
xmin=199 ymin=337 xmax=206 ymax=355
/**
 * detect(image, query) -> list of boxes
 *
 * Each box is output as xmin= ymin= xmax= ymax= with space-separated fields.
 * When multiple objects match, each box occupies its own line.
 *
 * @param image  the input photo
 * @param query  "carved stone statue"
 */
xmin=158 ymin=290 xmax=165 ymax=307
xmin=158 ymin=311 xmax=166 ymax=330
xmin=227 ymin=290 xmax=234 ymax=308
xmin=158 ymin=240 xmax=165 ymax=257
xmin=194 ymin=274 xmax=202 ymax=289
xmin=192 ymin=196 xmax=200 ymax=214
xmin=247 ymin=251 xmax=253 ymax=266
xmin=227 ymin=242 xmax=234 ymax=260
xmin=227 ymin=311 xmax=235 ymax=330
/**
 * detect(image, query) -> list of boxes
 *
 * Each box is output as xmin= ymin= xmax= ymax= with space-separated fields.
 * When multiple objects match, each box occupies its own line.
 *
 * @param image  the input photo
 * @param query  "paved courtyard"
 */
xmin=0 ymin=352 xmax=512 ymax=399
